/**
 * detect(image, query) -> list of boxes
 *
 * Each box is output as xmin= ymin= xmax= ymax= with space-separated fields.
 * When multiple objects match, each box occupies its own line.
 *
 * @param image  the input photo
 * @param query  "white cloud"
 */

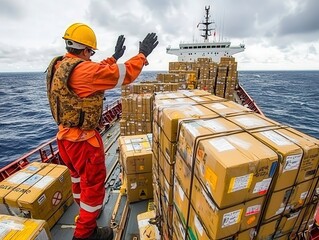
xmin=0 ymin=0 xmax=318 ymax=72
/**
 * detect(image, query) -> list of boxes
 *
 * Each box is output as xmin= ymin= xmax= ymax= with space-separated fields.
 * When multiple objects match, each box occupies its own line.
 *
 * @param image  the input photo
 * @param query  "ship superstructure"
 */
xmin=166 ymin=6 xmax=245 ymax=62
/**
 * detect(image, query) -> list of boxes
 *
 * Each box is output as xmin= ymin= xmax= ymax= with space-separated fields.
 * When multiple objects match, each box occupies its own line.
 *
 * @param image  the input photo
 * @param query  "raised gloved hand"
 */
xmin=139 ymin=33 xmax=159 ymax=57
xmin=113 ymin=35 xmax=126 ymax=60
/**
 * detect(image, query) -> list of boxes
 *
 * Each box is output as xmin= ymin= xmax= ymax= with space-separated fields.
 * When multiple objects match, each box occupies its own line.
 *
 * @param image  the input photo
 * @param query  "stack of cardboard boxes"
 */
xmin=120 ymin=93 xmax=154 ymax=135
xmin=118 ymin=57 xmax=319 ymax=239
xmin=120 ymin=57 xmax=239 ymax=136
xmin=118 ymin=134 xmax=154 ymax=203
xmin=151 ymin=90 xmax=319 ymax=239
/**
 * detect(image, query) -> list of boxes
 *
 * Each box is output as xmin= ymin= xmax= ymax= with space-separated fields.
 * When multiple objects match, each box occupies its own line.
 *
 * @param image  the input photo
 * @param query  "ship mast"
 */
xmin=198 ymin=5 xmax=214 ymax=42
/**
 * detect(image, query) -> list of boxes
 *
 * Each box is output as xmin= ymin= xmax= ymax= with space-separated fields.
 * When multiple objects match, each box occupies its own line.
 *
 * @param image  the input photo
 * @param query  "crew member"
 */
xmin=46 ymin=23 xmax=158 ymax=240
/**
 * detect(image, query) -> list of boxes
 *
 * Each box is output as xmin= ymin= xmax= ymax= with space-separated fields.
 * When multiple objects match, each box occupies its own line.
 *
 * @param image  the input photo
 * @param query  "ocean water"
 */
xmin=0 ymin=70 xmax=318 ymax=168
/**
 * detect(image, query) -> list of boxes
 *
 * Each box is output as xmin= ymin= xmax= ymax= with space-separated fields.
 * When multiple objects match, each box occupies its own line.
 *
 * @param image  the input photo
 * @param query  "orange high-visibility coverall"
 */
xmin=55 ymin=52 xmax=146 ymax=238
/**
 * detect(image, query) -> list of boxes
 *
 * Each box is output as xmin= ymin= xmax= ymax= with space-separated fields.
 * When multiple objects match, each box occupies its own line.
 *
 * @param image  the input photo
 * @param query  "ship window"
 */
xmin=221 ymin=45 xmax=226 ymax=48
xmin=189 ymin=46 xmax=193 ymax=49
xmin=202 ymin=46 xmax=206 ymax=48
xmin=211 ymin=46 xmax=215 ymax=48
xmin=194 ymin=46 xmax=197 ymax=49
xmin=184 ymin=47 xmax=188 ymax=49
xmin=217 ymin=45 xmax=220 ymax=48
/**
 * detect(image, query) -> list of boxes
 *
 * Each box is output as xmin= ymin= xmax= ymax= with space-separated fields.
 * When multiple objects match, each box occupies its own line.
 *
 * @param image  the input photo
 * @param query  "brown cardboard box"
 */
xmin=0 ymin=214 xmax=52 ymax=240
xmin=187 ymin=205 xmax=212 ymax=239
xmin=173 ymin=176 xmax=190 ymax=226
xmin=195 ymin=132 xmax=278 ymax=208
xmin=191 ymin=176 xmax=244 ymax=239
xmin=177 ymin=117 xmax=242 ymax=166
xmin=159 ymin=130 xmax=177 ymax=164
xmin=0 ymin=162 xmax=72 ymax=229
xmin=160 ymin=104 xmax=218 ymax=142
xmin=174 ymin=151 xmax=192 ymax=197
xmin=203 ymin=100 xmax=252 ymax=116
xmin=159 ymin=168 xmax=173 ymax=204
xmin=118 ymin=134 xmax=152 ymax=174
xmin=172 ymin=206 xmax=186 ymax=240
xmin=264 ymin=178 xmax=317 ymax=221
xmin=274 ymin=128 xmax=319 ymax=183
xmin=251 ymin=129 xmax=306 ymax=191
xmin=124 ymin=171 xmax=153 ymax=203
xmin=227 ymin=112 xmax=282 ymax=131
xmin=158 ymin=149 xmax=174 ymax=186
xmin=137 ymin=210 xmax=160 ymax=240
xmin=153 ymin=97 xmax=196 ymax=124
xmin=256 ymin=219 xmax=279 ymax=239
xmin=160 ymin=194 xmax=174 ymax=229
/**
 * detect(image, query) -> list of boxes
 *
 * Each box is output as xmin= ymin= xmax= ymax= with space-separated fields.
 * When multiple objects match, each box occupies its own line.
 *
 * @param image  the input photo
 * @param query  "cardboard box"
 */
xmin=0 ymin=214 xmax=52 ymax=240
xmin=227 ymin=112 xmax=281 ymax=131
xmin=177 ymin=117 xmax=242 ymax=166
xmin=159 ymin=167 xmax=173 ymax=204
xmin=118 ymin=134 xmax=153 ymax=174
xmin=195 ymin=132 xmax=278 ymax=208
xmin=137 ymin=210 xmax=160 ymax=240
xmin=187 ymin=205 xmax=212 ymax=239
xmin=191 ymin=175 xmax=244 ymax=239
xmin=203 ymin=100 xmax=252 ymax=116
xmin=159 ymin=104 xmax=218 ymax=142
xmin=264 ymin=178 xmax=317 ymax=221
xmin=251 ymin=129 xmax=308 ymax=190
xmin=0 ymin=162 xmax=72 ymax=229
xmin=173 ymin=176 xmax=189 ymax=226
xmin=172 ymin=206 xmax=186 ymax=240
xmin=275 ymin=128 xmax=319 ymax=183
xmin=124 ymin=172 xmax=153 ymax=203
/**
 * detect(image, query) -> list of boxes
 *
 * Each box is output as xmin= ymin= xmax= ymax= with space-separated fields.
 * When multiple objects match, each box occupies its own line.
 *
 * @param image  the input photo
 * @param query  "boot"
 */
xmin=72 ymin=226 xmax=114 ymax=240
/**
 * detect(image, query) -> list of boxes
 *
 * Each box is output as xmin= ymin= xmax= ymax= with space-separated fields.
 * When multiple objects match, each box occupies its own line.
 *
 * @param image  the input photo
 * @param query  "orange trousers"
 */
xmin=57 ymin=132 xmax=106 ymax=238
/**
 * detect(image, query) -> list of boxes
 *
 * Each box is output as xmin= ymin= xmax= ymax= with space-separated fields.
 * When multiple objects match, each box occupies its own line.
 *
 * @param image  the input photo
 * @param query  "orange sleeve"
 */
xmin=69 ymin=53 xmax=147 ymax=97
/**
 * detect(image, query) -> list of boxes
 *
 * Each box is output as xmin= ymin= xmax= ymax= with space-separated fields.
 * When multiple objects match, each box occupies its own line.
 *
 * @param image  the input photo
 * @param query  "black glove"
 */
xmin=139 ymin=33 xmax=159 ymax=57
xmin=113 ymin=35 xmax=126 ymax=60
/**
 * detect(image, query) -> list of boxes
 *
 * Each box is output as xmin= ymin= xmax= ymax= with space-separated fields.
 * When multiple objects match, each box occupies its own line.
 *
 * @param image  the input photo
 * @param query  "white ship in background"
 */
xmin=166 ymin=5 xmax=245 ymax=62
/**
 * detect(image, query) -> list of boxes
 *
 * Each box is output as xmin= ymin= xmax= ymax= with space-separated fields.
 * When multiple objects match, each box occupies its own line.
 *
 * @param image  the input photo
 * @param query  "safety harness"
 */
xmin=46 ymin=56 xmax=103 ymax=130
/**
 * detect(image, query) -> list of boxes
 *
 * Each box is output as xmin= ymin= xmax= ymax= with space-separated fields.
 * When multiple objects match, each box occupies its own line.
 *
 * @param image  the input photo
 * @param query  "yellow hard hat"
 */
xmin=63 ymin=23 xmax=97 ymax=50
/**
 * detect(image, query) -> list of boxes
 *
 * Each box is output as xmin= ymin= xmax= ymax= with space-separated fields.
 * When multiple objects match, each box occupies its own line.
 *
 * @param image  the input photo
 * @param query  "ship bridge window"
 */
xmin=194 ymin=46 xmax=198 ymax=49
xmin=211 ymin=46 xmax=215 ymax=48
xmin=202 ymin=46 xmax=206 ymax=48
xmin=183 ymin=46 xmax=189 ymax=49
xmin=216 ymin=45 xmax=220 ymax=48
xmin=221 ymin=45 xmax=226 ymax=48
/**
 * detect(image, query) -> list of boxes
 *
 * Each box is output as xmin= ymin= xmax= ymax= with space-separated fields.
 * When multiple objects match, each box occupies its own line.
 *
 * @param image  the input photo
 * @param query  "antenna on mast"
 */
xmin=198 ymin=5 xmax=215 ymax=42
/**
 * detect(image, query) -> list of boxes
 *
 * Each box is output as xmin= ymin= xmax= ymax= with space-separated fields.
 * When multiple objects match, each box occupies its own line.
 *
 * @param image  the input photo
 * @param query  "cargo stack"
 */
xmin=166 ymin=57 xmax=238 ymax=100
xmin=152 ymin=89 xmax=251 ymax=239
xmin=118 ymin=134 xmax=154 ymax=203
xmin=0 ymin=162 xmax=73 ymax=229
xmin=120 ymin=93 xmax=154 ymax=135
xmin=151 ymin=89 xmax=319 ymax=240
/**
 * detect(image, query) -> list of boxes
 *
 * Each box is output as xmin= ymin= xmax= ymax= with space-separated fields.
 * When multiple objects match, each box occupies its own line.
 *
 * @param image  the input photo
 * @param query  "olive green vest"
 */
xmin=46 ymin=56 xmax=104 ymax=130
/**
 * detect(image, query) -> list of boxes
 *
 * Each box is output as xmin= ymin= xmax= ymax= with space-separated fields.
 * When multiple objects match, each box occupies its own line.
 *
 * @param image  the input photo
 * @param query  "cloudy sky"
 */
xmin=1 ymin=0 xmax=319 ymax=72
